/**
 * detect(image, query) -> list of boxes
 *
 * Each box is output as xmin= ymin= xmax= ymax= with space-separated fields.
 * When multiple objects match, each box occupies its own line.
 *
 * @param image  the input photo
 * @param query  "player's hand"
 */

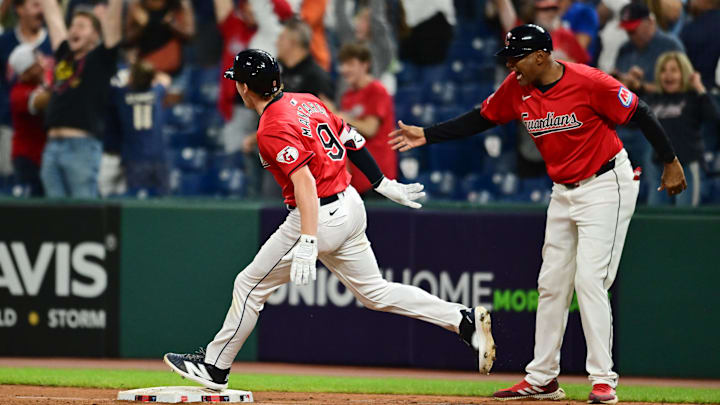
xmin=375 ymin=177 xmax=426 ymax=209
xmin=283 ymin=234 xmax=318 ymax=286
xmin=389 ymin=120 xmax=427 ymax=152
xmin=658 ymin=157 xmax=687 ymax=197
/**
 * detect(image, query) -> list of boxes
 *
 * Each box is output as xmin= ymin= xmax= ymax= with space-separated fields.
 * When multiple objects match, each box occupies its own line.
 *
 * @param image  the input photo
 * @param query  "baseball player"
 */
xmin=390 ymin=24 xmax=686 ymax=404
xmin=163 ymin=49 xmax=496 ymax=391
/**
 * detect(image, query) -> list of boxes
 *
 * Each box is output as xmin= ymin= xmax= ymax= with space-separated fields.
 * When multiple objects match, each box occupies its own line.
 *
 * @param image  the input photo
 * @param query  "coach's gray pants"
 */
xmin=205 ymin=186 xmax=465 ymax=369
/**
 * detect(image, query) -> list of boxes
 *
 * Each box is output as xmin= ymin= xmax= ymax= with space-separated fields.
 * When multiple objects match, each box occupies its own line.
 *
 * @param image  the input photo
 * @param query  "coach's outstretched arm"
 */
xmin=630 ymin=98 xmax=687 ymax=196
xmin=389 ymin=108 xmax=497 ymax=152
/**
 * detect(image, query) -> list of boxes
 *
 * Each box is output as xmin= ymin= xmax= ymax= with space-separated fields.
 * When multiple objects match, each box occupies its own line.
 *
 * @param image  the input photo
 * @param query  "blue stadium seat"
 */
xmin=395 ymin=63 xmax=419 ymax=86
xmin=394 ymin=86 xmax=424 ymax=107
xmin=187 ymin=66 xmax=220 ymax=106
xmin=208 ymin=167 xmax=245 ymax=197
xmin=170 ymin=147 xmax=209 ymax=172
xmin=425 ymin=81 xmax=457 ymax=105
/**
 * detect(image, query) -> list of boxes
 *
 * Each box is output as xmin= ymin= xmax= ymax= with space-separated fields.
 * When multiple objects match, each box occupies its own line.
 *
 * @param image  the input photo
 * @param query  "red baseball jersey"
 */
xmin=257 ymin=92 xmax=366 ymax=205
xmin=481 ymin=61 xmax=638 ymax=183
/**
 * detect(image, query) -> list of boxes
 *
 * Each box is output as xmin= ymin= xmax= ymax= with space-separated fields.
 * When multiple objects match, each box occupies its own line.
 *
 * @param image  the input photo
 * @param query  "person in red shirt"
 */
xmin=8 ymin=44 xmax=51 ymax=196
xmin=163 ymin=49 xmax=496 ymax=391
xmin=336 ymin=42 xmax=397 ymax=195
xmin=390 ymin=24 xmax=686 ymax=404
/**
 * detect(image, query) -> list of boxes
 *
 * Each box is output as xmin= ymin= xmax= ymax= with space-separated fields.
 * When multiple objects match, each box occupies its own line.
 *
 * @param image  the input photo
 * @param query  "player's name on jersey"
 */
xmin=521 ymin=111 xmax=583 ymax=137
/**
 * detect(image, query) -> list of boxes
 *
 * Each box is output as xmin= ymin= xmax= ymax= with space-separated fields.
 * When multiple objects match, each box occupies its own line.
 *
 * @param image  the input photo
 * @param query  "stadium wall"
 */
xmin=0 ymin=199 xmax=717 ymax=378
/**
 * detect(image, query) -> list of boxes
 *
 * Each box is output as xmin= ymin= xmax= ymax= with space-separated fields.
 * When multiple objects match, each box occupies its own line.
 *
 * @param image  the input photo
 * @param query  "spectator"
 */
xmin=214 ymin=0 xmax=291 ymax=122
xmin=648 ymin=0 xmax=685 ymax=35
xmin=39 ymin=0 xmax=122 ymax=198
xmin=125 ymin=0 xmax=195 ymax=76
xmin=612 ymin=1 xmax=684 ymax=203
xmin=336 ymin=42 xmax=397 ymax=195
xmin=335 ymin=0 xmax=396 ymax=94
xmin=643 ymin=52 xmax=720 ymax=206
xmin=8 ymin=43 xmax=50 ymax=196
xmin=596 ymin=0 xmax=629 ymax=72
xmin=111 ymin=61 xmax=171 ymax=195
xmin=276 ymin=17 xmax=333 ymax=99
xmin=494 ymin=0 xmax=590 ymax=64
xmin=559 ymin=0 xmax=599 ymax=60
xmin=398 ymin=0 xmax=455 ymax=66
xmin=680 ymin=0 xmax=720 ymax=91
xmin=614 ymin=1 xmax=684 ymax=91
xmin=0 ymin=0 xmax=52 ymax=181
xmin=299 ymin=0 xmax=330 ymax=71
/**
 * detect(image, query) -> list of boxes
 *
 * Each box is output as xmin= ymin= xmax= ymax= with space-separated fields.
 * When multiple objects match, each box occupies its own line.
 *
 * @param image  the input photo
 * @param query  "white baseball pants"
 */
xmin=525 ymin=149 xmax=638 ymax=388
xmin=204 ymin=186 xmax=465 ymax=369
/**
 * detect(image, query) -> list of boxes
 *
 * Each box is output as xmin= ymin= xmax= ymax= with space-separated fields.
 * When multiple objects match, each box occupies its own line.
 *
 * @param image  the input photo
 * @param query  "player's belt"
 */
xmin=561 ymin=159 xmax=616 ymax=190
xmin=286 ymin=192 xmax=343 ymax=211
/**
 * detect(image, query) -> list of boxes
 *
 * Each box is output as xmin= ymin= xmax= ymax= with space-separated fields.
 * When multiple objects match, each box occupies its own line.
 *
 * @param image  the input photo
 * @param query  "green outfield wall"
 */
xmin=0 ymin=198 xmax=718 ymax=377
xmin=118 ymin=201 xmax=262 ymax=360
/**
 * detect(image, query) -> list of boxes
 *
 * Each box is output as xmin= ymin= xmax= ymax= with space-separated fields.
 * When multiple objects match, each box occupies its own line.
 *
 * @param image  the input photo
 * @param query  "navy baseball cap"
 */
xmin=495 ymin=24 xmax=553 ymax=58
xmin=224 ymin=49 xmax=282 ymax=97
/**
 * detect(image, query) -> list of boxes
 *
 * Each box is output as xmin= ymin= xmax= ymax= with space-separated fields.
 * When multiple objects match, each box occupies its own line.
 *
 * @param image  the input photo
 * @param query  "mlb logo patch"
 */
xmin=617 ymin=87 xmax=633 ymax=108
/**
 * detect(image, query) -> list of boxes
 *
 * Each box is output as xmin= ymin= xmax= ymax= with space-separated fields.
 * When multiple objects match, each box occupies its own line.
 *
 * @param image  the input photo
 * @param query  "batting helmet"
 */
xmin=224 ymin=49 xmax=282 ymax=97
xmin=495 ymin=24 xmax=553 ymax=58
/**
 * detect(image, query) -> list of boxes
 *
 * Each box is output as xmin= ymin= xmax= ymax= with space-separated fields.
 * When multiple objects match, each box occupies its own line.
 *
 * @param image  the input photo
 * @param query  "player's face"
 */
xmin=68 ymin=15 xmax=100 ymax=54
xmin=16 ymin=0 xmax=44 ymax=31
xmin=505 ymin=52 xmax=541 ymax=87
xmin=659 ymin=58 xmax=683 ymax=94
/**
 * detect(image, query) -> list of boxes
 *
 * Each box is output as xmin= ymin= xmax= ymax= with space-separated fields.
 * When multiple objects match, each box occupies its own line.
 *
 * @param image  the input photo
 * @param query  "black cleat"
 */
xmin=459 ymin=306 xmax=496 ymax=374
xmin=163 ymin=348 xmax=229 ymax=391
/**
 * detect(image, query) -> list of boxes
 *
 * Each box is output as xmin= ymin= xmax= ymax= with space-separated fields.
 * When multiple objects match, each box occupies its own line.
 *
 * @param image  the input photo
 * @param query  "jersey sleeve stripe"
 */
xmin=287 ymin=152 xmax=315 ymax=176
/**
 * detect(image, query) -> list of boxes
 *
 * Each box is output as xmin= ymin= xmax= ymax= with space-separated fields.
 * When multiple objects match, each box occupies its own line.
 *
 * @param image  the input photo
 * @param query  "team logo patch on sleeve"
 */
xmin=617 ymin=87 xmax=633 ymax=108
xmin=276 ymin=146 xmax=299 ymax=164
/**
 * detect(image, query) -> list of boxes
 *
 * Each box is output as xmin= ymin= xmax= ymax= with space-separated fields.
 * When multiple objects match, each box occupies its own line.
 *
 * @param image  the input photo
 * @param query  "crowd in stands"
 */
xmin=0 ymin=0 xmax=718 ymax=206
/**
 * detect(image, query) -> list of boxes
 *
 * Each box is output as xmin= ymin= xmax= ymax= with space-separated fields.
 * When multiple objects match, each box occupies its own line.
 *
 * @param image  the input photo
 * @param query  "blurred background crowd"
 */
xmin=0 ymin=0 xmax=718 ymax=206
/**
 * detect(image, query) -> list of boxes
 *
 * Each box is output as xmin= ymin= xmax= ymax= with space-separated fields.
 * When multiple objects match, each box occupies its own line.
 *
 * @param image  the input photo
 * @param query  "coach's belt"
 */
xmin=561 ymin=159 xmax=616 ymax=190
xmin=286 ymin=192 xmax=343 ymax=211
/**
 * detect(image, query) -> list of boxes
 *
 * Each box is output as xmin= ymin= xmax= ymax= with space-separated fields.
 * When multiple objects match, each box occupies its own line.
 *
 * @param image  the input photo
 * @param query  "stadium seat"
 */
xmin=170 ymin=147 xmax=209 ymax=172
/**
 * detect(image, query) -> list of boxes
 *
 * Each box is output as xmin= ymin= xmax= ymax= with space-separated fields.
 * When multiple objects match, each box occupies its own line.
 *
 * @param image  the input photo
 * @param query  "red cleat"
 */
xmin=588 ymin=384 xmax=618 ymax=404
xmin=493 ymin=378 xmax=566 ymax=401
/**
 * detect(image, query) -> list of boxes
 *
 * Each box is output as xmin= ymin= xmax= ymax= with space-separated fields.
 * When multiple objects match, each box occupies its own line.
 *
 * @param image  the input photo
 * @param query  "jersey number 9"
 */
xmin=316 ymin=123 xmax=345 ymax=161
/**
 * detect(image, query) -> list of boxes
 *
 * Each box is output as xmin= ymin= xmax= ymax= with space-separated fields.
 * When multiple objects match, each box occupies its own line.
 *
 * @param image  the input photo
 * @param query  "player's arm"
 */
xmin=102 ymin=0 xmax=123 ymax=49
xmin=630 ymin=98 xmax=687 ymax=195
xmin=285 ymin=165 xmax=319 ymax=286
xmin=389 ymin=108 xmax=497 ymax=152
xmin=40 ymin=0 xmax=68 ymax=51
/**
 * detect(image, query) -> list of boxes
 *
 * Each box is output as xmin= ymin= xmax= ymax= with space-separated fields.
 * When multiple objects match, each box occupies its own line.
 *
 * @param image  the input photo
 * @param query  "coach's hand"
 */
xmin=389 ymin=120 xmax=426 ymax=152
xmin=659 ymin=157 xmax=687 ymax=197
xmin=283 ymin=234 xmax=318 ymax=286
xmin=375 ymin=177 xmax=425 ymax=209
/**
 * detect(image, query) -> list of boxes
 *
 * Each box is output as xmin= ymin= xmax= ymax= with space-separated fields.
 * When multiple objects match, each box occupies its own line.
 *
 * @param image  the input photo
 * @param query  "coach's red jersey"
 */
xmin=257 ymin=92 xmax=365 ymax=205
xmin=480 ymin=61 xmax=638 ymax=183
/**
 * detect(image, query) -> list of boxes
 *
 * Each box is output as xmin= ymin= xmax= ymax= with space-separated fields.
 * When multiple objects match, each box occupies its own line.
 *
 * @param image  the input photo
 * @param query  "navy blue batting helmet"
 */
xmin=224 ymin=49 xmax=282 ymax=97
xmin=495 ymin=24 xmax=553 ymax=58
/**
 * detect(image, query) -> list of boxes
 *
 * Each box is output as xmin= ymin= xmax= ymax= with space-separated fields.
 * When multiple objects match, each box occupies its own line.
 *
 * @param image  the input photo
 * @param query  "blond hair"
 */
xmin=654 ymin=51 xmax=695 ymax=94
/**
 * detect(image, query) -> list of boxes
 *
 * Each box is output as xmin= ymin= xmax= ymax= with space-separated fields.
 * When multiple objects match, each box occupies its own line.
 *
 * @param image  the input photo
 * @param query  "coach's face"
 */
xmin=505 ymin=51 xmax=545 ymax=87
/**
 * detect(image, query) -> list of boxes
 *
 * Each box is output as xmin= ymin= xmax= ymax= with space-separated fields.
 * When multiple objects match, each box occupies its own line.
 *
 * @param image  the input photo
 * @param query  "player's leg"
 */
xmin=494 ymin=187 xmax=576 ymax=400
xmin=164 ymin=210 xmax=301 ymax=390
xmin=573 ymin=151 xmax=638 ymax=403
xmin=318 ymin=187 xmax=495 ymax=372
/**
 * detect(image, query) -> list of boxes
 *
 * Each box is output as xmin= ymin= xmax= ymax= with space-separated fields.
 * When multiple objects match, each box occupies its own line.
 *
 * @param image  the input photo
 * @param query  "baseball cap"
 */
xmin=495 ymin=24 xmax=553 ymax=58
xmin=223 ymin=49 xmax=282 ymax=97
xmin=619 ymin=2 xmax=650 ymax=32
xmin=8 ymin=44 xmax=37 ymax=76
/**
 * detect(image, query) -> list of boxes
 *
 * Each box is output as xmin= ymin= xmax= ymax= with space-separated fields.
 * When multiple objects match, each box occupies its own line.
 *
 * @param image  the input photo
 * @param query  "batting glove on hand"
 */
xmin=375 ymin=177 xmax=426 ymax=209
xmin=283 ymin=234 xmax=318 ymax=286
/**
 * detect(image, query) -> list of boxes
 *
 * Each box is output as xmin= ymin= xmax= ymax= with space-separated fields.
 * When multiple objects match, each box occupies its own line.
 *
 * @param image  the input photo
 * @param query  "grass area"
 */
xmin=0 ymin=367 xmax=718 ymax=404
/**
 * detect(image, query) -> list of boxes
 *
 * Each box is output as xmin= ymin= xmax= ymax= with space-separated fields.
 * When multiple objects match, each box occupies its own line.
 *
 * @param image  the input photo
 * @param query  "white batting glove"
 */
xmin=375 ymin=177 xmax=426 ymax=209
xmin=283 ymin=234 xmax=318 ymax=286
